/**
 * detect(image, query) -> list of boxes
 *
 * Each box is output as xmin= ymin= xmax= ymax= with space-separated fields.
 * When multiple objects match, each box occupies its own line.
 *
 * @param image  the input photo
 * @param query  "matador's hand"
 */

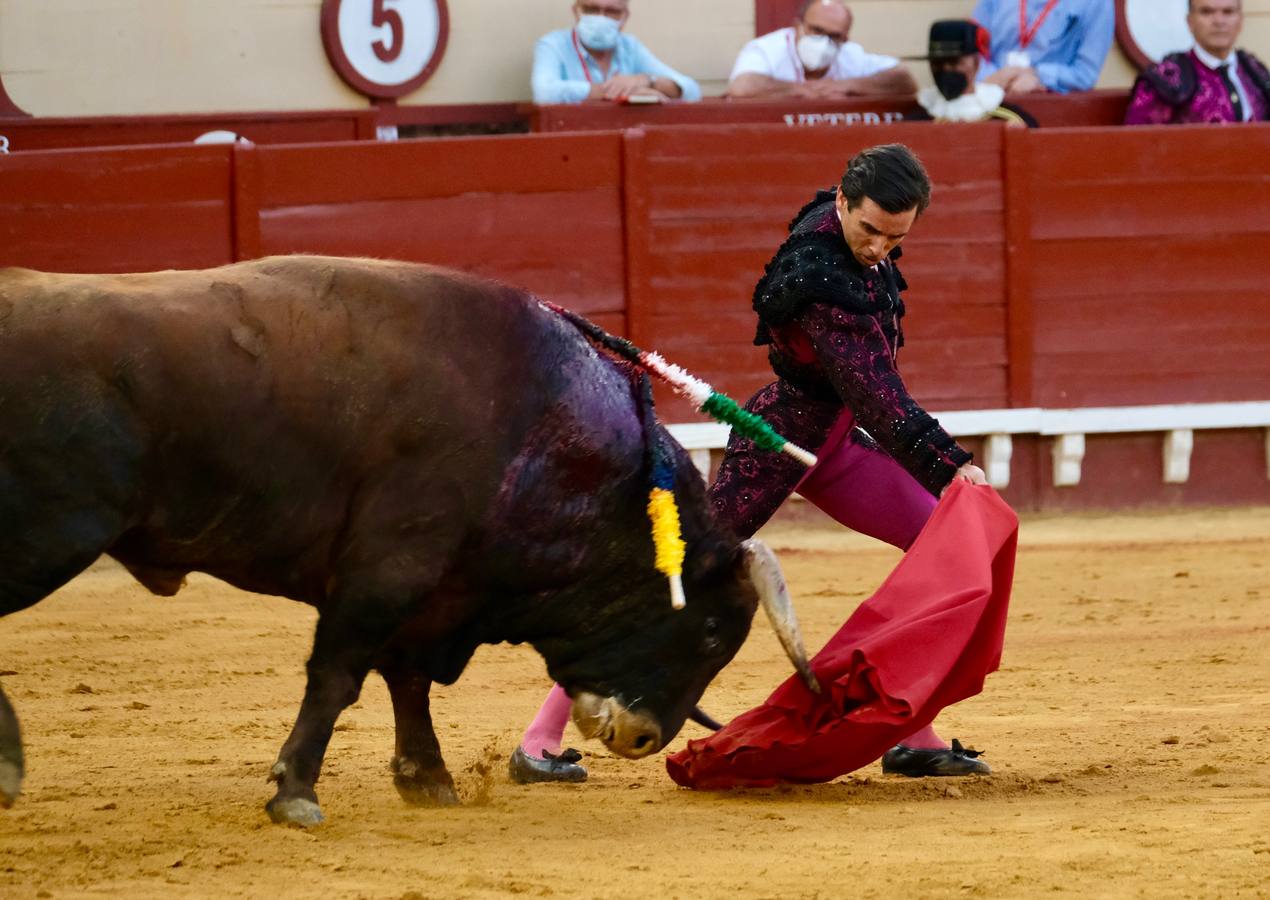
xmin=943 ymin=463 xmax=988 ymax=496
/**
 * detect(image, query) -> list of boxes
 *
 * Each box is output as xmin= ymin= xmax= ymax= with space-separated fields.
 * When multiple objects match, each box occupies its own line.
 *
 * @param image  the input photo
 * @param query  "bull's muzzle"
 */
xmin=570 ymin=693 xmax=662 ymax=759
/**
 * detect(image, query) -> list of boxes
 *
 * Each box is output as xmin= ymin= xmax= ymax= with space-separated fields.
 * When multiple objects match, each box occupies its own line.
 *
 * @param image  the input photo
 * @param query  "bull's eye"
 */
xmin=702 ymin=616 xmax=722 ymax=653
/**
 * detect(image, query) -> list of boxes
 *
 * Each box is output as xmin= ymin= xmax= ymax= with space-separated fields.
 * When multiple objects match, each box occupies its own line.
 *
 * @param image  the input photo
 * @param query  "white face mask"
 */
xmin=796 ymin=34 xmax=837 ymax=72
xmin=576 ymin=14 xmax=621 ymax=52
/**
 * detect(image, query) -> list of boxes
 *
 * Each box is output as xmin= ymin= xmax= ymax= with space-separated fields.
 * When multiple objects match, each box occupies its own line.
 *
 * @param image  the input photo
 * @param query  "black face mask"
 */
xmin=933 ymin=70 xmax=969 ymax=101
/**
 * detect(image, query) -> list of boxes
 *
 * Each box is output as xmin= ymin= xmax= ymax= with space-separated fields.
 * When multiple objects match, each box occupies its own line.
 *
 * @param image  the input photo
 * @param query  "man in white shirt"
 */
xmin=728 ymin=0 xmax=917 ymax=99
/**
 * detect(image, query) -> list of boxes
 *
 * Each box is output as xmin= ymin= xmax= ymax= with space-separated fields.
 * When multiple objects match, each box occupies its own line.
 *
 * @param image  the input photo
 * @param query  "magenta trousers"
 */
xmin=794 ymin=411 xmax=937 ymax=551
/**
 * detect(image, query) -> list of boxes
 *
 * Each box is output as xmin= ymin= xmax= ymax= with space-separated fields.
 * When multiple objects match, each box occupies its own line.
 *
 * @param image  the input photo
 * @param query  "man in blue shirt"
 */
xmin=531 ymin=0 xmax=702 ymax=104
xmin=971 ymin=0 xmax=1114 ymax=93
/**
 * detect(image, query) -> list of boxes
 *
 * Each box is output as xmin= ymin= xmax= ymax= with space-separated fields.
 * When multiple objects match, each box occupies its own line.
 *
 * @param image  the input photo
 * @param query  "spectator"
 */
xmin=728 ymin=0 xmax=917 ymax=99
xmin=971 ymin=0 xmax=1114 ymax=94
xmin=1125 ymin=0 xmax=1269 ymax=124
xmin=908 ymin=20 xmax=1037 ymax=126
xmin=531 ymin=0 xmax=701 ymax=105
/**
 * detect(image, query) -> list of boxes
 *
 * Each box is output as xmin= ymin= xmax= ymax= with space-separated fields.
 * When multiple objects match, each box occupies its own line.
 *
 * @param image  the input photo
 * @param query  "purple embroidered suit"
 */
xmin=1125 ymin=49 xmax=1270 ymax=125
xmin=708 ymin=191 xmax=971 ymax=538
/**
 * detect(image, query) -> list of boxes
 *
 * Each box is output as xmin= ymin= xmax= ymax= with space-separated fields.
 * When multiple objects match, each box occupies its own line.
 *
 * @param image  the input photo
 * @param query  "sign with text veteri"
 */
xmin=321 ymin=0 xmax=449 ymax=99
xmin=784 ymin=111 xmax=906 ymax=126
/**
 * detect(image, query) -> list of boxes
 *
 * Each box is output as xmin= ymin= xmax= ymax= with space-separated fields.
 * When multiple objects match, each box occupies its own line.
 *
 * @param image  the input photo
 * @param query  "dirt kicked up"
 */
xmin=1 ymin=505 xmax=1268 ymax=899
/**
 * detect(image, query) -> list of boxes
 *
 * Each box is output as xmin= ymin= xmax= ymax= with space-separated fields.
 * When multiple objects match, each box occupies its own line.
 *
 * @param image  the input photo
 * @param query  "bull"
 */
xmin=0 ymin=256 xmax=812 ymax=826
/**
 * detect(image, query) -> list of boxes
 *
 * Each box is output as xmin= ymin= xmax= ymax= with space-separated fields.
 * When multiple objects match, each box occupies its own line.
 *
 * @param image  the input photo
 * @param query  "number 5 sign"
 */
xmin=321 ymin=0 xmax=449 ymax=99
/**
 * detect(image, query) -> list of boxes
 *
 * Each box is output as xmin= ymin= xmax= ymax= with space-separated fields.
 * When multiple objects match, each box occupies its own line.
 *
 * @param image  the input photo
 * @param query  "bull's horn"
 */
xmin=741 ymin=539 xmax=821 ymax=694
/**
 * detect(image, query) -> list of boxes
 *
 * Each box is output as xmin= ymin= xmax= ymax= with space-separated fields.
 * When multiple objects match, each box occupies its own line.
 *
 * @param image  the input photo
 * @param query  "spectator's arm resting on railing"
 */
xmin=532 ymin=35 xmax=593 ymax=104
xmin=625 ymin=36 xmax=701 ymax=101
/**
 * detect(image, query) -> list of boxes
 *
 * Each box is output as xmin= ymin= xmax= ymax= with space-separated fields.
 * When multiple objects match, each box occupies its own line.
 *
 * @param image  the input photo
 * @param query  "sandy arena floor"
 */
xmin=1 ymin=505 xmax=1269 ymax=899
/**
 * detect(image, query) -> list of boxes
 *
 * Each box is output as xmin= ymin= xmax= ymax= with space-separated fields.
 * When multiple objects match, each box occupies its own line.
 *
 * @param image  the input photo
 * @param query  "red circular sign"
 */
xmin=321 ymin=0 xmax=450 ymax=99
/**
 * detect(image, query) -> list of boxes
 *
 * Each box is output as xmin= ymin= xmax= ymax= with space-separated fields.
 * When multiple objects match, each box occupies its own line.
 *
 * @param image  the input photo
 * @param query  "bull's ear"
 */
xmin=739 ymin=539 xmax=820 ymax=694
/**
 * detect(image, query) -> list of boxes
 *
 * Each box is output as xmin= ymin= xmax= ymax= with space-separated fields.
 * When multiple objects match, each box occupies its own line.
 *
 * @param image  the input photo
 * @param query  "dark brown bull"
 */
xmin=0 ymin=256 xmax=811 ymax=826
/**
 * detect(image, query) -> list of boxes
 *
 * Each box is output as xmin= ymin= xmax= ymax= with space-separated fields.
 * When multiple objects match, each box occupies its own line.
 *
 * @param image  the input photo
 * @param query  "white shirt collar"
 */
xmin=1193 ymin=44 xmax=1236 ymax=70
xmin=917 ymin=83 xmax=1008 ymax=122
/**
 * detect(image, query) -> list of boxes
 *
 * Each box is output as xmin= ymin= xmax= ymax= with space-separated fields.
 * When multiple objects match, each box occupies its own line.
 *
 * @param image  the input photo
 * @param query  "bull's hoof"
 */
xmin=266 ymin=796 xmax=325 ymax=828
xmin=394 ymin=779 xmax=459 ymax=807
xmin=392 ymin=757 xmax=458 ymax=807
xmin=0 ymin=760 xmax=21 ymax=809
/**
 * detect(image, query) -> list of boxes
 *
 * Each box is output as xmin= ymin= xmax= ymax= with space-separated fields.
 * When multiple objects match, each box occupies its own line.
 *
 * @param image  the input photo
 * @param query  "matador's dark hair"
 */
xmin=839 ymin=144 xmax=932 ymax=216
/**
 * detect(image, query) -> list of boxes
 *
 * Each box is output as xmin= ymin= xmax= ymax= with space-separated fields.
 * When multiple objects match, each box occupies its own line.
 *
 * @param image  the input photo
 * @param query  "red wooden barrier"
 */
xmin=235 ymin=134 xmax=626 ymax=334
xmin=377 ymin=102 xmax=529 ymax=129
xmin=1005 ymin=123 xmax=1270 ymax=408
xmin=988 ymin=430 xmax=1270 ymax=512
xmin=2 ymin=121 xmax=1267 ymax=429
xmin=531 ymin=98 xmax=911 ymax=132
xmin=0 ymin=144 xmax=235 ymax=273
xmin=622 ymin=122 xmax=1010 ymax=421
xmin=1012 ymin=90 xmax=1130 ymax=128
xmin=530 ymin=90 xmax=1129 ymax=133
xmin=0 ymin=110 xmax=378 ymax=153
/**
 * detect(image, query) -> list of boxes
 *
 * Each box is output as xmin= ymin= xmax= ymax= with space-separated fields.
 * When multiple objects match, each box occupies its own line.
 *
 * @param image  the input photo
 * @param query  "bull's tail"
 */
xmin=540 ymin=301 xmax=818 ymax=468
xmin=0 ymin=682 xmax=22 ymax=807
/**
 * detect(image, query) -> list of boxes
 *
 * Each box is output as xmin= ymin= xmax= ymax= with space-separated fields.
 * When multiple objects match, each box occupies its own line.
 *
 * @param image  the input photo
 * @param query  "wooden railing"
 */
xmin=528 ymin=89 xmax=1130 ymax=132
xmin=0 ymin=91 xmax=1131 ymax=152
xmin=3 ymin=119 xmax=1267 ymax=510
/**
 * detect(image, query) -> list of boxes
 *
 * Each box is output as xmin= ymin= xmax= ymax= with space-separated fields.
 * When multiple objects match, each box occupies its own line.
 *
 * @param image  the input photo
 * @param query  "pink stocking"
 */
xmin=519 ymin=683 xmax=572 ymax=758
xmin=897 ymin=724 xmax=948 ymax=750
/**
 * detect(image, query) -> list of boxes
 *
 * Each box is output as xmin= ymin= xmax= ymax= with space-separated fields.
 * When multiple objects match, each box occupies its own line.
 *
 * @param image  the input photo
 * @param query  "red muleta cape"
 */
xmin=666 ymin=481 xmax=1018 ymax=789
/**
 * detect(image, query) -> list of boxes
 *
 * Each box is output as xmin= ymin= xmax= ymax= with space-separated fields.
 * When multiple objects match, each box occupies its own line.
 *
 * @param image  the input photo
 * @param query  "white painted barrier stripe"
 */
xmin=1037 ymin=402 xmax=1270 ymax=435
xmin=667 ymin=402 xmax=1270 ymax=488
xmin=667 ymin=402 xmax=1270 ymax=448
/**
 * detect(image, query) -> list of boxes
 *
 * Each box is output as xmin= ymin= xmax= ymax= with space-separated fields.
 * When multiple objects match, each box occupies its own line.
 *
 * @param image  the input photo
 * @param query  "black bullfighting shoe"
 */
xmin=881 ymin=739 xmax=991 ymax=777
xmin=508 ymin=746 xmax=588 ymax=784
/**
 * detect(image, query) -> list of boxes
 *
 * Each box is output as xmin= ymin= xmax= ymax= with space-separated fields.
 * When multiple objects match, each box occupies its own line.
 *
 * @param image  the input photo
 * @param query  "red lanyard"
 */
xmin=572 ymin=29 xmax=596 ymax=84
xmin=1019 ymin=0 xmax=1061 ymax=50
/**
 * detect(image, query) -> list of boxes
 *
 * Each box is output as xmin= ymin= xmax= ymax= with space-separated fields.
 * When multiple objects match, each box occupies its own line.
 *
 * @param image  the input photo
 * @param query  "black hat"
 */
xmin=923 ymin=19 xmax=990 ymax=60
